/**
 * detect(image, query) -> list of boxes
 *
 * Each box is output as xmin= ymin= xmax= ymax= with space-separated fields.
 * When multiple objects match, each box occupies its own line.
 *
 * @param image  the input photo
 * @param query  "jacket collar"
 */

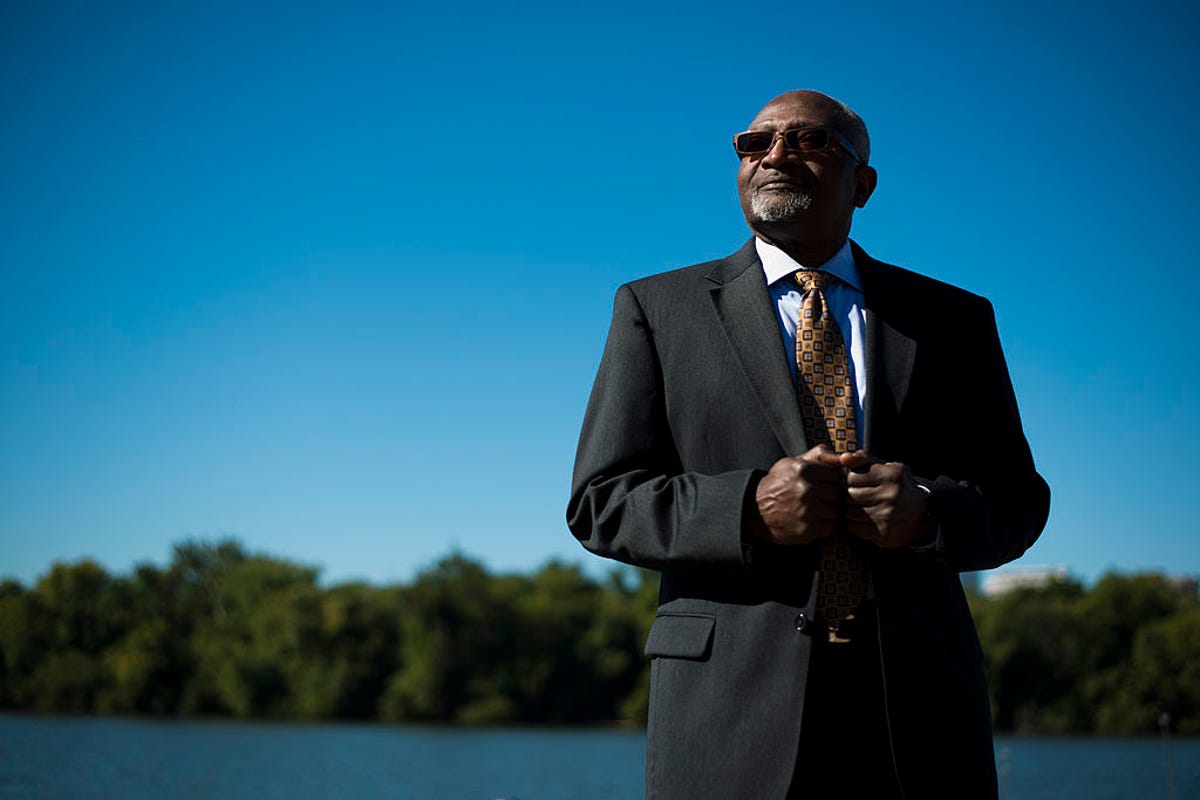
xmin=705 ymin=238 xmax=918 ymax=455
xmin=853 ymin=242 xmax=918 ymax=446
xmin=705 ymin=239 xmax=809 ymax=455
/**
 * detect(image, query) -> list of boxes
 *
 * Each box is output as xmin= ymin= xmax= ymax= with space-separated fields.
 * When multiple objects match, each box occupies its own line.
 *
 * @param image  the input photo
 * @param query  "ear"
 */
xmin=853 ymin=165 xmax=878 ymax=208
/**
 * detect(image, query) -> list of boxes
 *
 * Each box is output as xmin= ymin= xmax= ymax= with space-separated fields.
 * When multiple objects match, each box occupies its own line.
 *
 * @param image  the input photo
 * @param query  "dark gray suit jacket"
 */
xmin=567 ymin=239 xmax=1050 ymax=799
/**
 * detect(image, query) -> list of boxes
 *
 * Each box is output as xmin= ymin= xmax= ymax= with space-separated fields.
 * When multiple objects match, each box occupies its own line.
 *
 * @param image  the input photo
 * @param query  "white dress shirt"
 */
xmin=757 ymin=237 xmax=868 ymax=432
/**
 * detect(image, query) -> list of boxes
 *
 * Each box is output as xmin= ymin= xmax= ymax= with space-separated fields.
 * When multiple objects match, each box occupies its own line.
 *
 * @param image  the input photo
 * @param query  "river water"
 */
xmin=1 ymin=714 xmax=1195 ymax=799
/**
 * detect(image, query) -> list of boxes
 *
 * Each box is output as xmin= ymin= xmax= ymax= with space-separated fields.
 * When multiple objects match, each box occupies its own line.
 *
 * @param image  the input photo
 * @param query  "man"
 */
xmin=567 ymin=90 xmax=1049 ymax=798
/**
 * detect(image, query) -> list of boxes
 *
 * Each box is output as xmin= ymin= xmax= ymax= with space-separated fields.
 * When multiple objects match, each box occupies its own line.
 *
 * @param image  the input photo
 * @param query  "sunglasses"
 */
xmin=732 ymin=127 xmax=863 ymax=164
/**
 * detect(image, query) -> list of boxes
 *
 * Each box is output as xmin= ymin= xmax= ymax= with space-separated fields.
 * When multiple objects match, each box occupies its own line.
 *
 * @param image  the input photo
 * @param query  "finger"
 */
xmin=845 ymin=485 xmax=881 ymax=506
xmin=843 ymin=504 xmax=874 ymax=525
xmin=796 ymin=459 xmax=845 ymax=485
xmin=849 ymin=480 xmax=904 ymax=508
xmin=805 ymin=481 xmax=848 ymax=504
xmin=846 ymin=462 xmax=904 ymax=487
xmin=845 ymin=471 xmax=881 ymax=489
xmin=837 ymin=450 xmax=872 ymax=471
xmin=846 ymin=519 xmax=881 ymax=541
xmin=809 ymin=505 xmax=846 ymax=522
xmin=765 ymin=458 xmax=838 ymax=488
xmin=801 ymin=444 xmax=844 ymax=467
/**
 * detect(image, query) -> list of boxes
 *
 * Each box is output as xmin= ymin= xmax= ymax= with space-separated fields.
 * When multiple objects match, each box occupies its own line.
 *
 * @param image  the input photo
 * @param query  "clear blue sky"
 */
xmin=2 ymin=0 xmax=1198 ymax=587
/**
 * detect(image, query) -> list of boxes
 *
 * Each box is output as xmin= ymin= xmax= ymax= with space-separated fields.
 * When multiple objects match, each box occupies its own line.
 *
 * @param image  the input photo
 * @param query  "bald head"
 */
xmin=756 ymin=90 xmax=870 ymax=165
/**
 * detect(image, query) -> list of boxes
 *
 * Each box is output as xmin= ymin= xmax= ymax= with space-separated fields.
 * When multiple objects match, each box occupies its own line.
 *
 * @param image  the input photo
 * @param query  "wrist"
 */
xmin=744 ymin=471 xmax=773 ymax=542
xmin=909 ymin=481 xmax=939 ymax=550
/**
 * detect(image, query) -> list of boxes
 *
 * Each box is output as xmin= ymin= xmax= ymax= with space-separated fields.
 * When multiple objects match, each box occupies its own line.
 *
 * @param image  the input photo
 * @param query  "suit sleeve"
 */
xmin=911 ymin=298 xmax=1050 ymax=572
xmin=566 ymin=284 xmax=761 ymax=575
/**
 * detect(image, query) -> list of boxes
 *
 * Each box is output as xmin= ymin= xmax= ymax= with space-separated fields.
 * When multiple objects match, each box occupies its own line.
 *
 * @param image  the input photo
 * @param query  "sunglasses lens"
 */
xmin=735 ymin=128 xmax=837 ymax=156
xmin=784 ymin=128 xmax=830 ymax=151
xmin=735 ymin=132 xmax=775 ymax=154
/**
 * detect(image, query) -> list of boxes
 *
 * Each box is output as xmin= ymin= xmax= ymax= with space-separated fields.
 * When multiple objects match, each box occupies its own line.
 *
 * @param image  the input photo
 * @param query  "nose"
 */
xmin=760 ymin=133 xmax=791 ymax=169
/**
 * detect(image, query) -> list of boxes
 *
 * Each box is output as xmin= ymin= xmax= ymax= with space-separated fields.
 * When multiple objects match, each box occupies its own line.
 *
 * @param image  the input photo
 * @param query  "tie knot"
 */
xmin=794 ymin=270 xmax=827 ymax=293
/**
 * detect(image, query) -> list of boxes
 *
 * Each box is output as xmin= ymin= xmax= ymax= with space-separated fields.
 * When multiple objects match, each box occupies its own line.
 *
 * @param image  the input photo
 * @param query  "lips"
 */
xmin=756 ymin=179 xmax=808 ymax=192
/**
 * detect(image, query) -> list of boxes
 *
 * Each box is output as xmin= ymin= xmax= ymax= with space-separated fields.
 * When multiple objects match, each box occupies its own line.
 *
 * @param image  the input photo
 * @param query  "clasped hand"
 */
xmin=752 ymin=445 xmax=928 ymax=549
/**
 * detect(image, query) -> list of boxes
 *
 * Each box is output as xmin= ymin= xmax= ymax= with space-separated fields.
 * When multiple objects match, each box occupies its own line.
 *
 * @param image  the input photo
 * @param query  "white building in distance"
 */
xmin=980 ymin=566 xmax=1072 ymax=597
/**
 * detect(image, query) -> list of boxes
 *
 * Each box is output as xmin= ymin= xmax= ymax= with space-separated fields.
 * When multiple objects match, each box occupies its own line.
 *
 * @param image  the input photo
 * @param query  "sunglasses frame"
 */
xmin=732 ymin=127 xmax=864 ymax=165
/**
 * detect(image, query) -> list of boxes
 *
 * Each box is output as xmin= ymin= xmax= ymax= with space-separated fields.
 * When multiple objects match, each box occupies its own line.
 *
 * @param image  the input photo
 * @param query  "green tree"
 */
xmin=379 ymin=554 xmax=518 ymax=723
xmin=505 ymin=561 xmax=642 ymax=723
xmin=23 ymin=561 xmax=124 ymax=712
xmin=191 ymin=555 xmax=321 ymax=718
xmin=974 ymin=577 xmax=1094 ymax=732
xmin=0 ymin=580 xmax=44 ymax=707
xmin=1093 ymin=607 xmax=1200 ymax=734
xmin=289 ymin=582 xmax=403 ymax=719
xmin=4 ymin=541 xmax=1196 ymax=733
xmin=616 ymin=568 xmax=659 ymax=724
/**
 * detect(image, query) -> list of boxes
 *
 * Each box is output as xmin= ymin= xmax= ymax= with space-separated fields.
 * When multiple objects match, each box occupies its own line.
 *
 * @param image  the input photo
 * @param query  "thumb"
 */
xmin=837 ymin=449 xmax=872 ymax=471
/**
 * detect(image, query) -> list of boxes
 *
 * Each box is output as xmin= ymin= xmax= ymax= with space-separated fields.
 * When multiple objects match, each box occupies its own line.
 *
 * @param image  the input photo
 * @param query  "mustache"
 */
xmin=753 ymin=177 xmax=811 ymax=192
xmin=752 ymin=184 xmax=813 ymax=200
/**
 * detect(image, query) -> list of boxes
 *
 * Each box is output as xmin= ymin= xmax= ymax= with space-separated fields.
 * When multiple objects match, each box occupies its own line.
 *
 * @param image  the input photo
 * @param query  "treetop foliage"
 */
xmin=1 ymin=541 xmax=1195 ymax=734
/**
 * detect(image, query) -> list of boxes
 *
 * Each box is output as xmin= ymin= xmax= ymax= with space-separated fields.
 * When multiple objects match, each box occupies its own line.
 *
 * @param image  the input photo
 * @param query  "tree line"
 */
xmin=0 ymin=540 xmax=1196 ymax=734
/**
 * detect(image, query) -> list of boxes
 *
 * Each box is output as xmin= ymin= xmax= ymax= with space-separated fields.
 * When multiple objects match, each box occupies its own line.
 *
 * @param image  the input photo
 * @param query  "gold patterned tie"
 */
xmin=794 ymin=270 xmax=866 ymax=643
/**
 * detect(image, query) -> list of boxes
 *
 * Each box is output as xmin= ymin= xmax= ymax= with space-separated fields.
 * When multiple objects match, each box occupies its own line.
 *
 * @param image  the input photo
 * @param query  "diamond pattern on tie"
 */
xmin=793 ymin=270 xmax=866 ymax=632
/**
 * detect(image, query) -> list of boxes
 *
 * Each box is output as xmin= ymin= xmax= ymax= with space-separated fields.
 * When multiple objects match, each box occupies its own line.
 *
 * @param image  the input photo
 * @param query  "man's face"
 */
xmin=736 ymin=93 xmax=871 ymax=239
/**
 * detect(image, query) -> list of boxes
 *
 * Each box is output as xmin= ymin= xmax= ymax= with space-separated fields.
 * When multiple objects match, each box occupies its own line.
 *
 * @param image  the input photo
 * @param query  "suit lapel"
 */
xmin=703 ymin=239 xmax=919 ymax=457
xmin=706 ymin=239 xmax=809 ymax=457
xmin=854 ymin=243 xmax=918 ymax=452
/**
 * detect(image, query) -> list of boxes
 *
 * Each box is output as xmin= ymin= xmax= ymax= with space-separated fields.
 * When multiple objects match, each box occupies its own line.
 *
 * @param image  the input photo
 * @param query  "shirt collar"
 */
xmin=756 ymin=237 xmax=862 ymax=292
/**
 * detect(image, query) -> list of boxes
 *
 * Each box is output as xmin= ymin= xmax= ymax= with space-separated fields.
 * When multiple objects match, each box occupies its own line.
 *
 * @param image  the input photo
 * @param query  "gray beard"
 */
xmin=749 ymin=187 xmax=813 ymax=222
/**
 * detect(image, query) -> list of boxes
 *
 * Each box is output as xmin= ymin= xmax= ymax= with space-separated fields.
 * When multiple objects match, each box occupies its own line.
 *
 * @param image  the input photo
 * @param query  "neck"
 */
xmin=752 ymin=223 xmax=849 ymax=267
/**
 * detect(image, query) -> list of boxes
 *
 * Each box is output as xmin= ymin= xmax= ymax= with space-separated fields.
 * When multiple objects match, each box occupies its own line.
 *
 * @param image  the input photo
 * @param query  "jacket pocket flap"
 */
xmin=644 ymin=613 xmax=715 ymax=659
